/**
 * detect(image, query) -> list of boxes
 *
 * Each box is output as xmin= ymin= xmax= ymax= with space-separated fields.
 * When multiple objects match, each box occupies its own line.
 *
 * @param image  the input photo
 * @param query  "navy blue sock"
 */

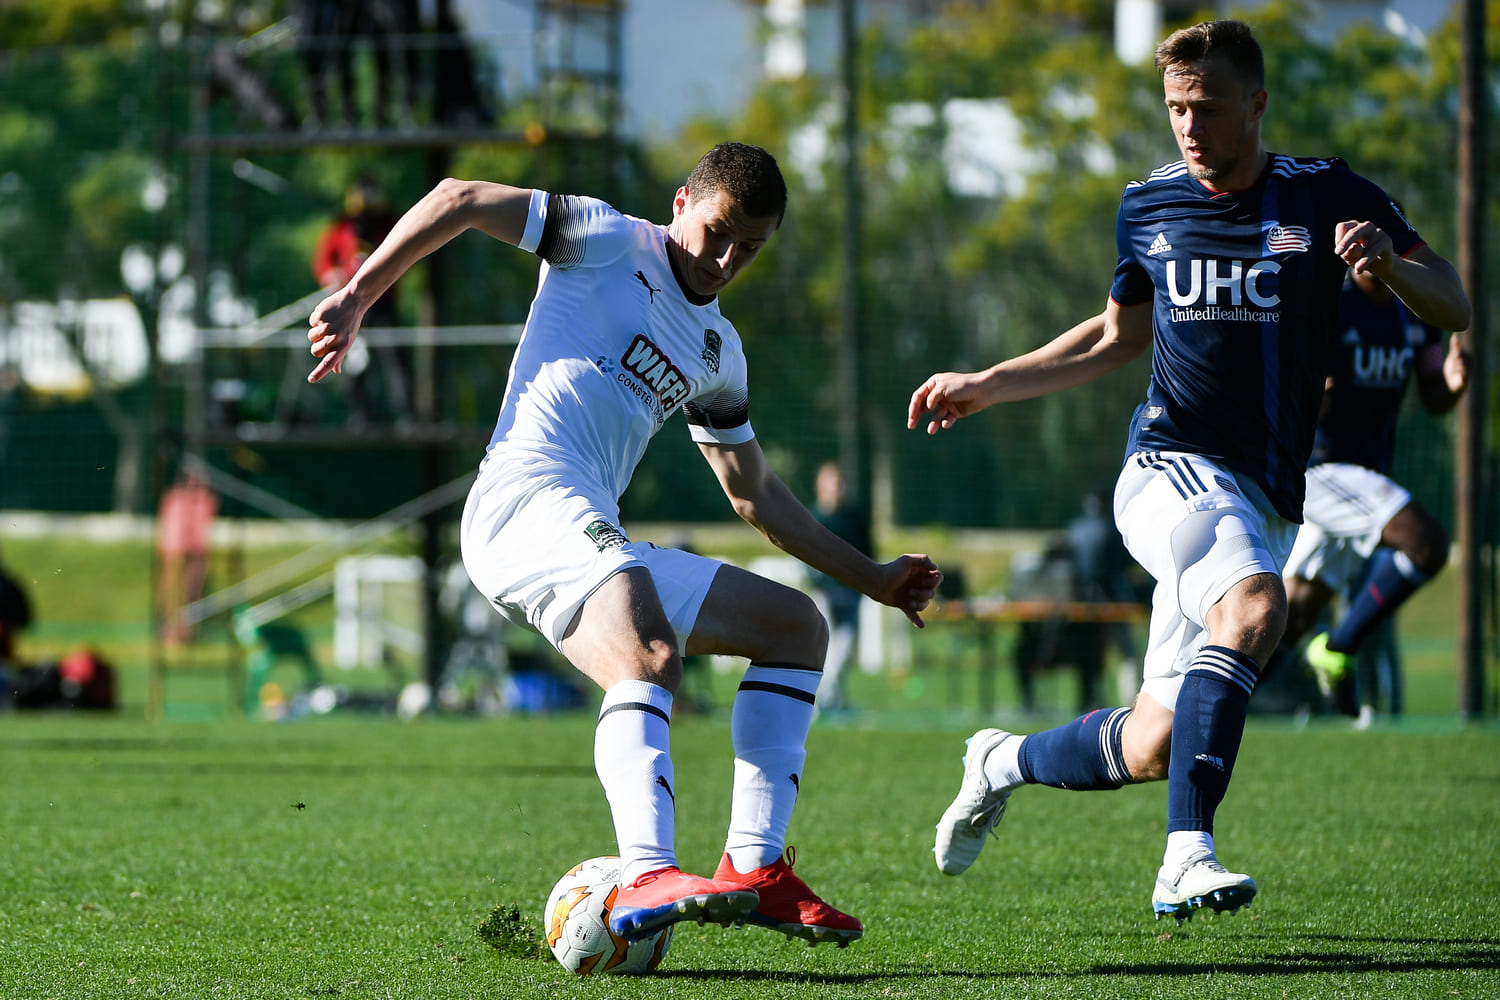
xmin=1017 ymin=707 xmax=1132 ymax=790
xmin=1166 ymin=646 xmax=1257 ymax=834
xmin=1328 ymin=548 xmax=1428 ymax=654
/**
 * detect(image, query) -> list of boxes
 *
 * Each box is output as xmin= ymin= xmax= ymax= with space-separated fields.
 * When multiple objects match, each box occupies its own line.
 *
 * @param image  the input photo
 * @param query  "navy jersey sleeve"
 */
xmin=1328 ymin=166 xmax=1424 ymax=259
xmin=1110 ymin=198 xmax=1154 ymax=307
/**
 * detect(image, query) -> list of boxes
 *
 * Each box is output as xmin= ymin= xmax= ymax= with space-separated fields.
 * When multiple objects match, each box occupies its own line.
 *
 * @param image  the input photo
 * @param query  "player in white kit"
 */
xmin=307 ymin=143 xmax=942 ymax=946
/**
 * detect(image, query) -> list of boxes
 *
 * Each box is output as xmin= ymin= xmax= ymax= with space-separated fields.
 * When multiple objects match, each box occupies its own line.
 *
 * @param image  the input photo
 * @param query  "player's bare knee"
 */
xmin=1386 ymin=504 xmax=1450 ymax=577
xmin=1209 ymin=574 xmax=1286 ymax=664
xmin=632 ymin=641 xmax=683 ymax=691
xmin=1122 ymin=718 xmax=1172 ymax=781
xmin=1411 ymin=527 xmax=1450 ymax=577
xmin=1121 ymin=699 xmax=1173 ymax=782
xmin=755 ymin=587 xmax=829 ymax=667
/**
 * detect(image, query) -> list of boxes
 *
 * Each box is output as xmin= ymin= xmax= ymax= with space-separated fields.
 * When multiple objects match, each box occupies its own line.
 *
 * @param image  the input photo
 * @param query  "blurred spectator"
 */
xmin=808 ymin=461 xmax=871 ymax=713
xmin=312 ymin=176 xmax=412 ymax=424
xmin=296 ymin=0 xmax=357 ymax=127
xmin=1066 ymin=489 xmax=1142 ymax=701
xmin=157 ymin=476 xmax=218 ymax=644
xmin=0 ymin=547 xmax=33 ymax=668
xmin=1009 ymin=538 xmax=1104 ymax=714
xmin=430 ymin=0 xmax=492 ymax=126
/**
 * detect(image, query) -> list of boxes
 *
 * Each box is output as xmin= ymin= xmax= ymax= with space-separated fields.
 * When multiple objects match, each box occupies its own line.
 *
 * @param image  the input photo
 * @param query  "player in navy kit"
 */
xmin=1280 ymin=267 xmax=1468 ymax=716
xmin=910 ymin=20 xmax=1469 ymax=920
xmin=307 ymin=143 xmax=942 ymax=946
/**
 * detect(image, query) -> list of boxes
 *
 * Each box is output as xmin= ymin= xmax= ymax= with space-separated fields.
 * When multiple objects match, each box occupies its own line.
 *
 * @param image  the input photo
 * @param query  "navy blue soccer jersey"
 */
xmin=1310 ymin=276 xmax=1441 ymax=475
xmin=1110 ymin=154 xmax=1423 ymax=522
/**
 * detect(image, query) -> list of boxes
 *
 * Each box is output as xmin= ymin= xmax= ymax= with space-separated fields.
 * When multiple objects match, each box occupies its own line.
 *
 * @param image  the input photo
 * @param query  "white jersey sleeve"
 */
xmin=527 ymin=193 xmax=635 ymax=269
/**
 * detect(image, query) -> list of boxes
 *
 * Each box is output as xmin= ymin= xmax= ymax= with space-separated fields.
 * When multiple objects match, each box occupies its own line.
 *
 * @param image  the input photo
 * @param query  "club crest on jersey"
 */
xmin=1264 ymin=224 xmax=1311 ymax=255
xmin=584 ymin=519 xmax=629 ymax=551
xmin=701 ymin=329 xmax=722 ymax=374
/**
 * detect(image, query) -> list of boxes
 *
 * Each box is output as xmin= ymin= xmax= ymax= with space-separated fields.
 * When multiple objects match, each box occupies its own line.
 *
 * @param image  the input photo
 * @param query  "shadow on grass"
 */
xmin=644 ymin=933 xmax=1499 ymax=983
xmin=0 ymin=737 xmax=598 ymax=779
xmin=1082 ymin=931 xmax=1500 ymax=977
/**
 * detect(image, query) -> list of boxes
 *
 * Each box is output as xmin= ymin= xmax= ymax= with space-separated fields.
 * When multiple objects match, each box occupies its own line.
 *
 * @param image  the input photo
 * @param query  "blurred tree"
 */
xmin=654 ymin=0 xmax=1493 ymax=530
xmin=0 ymin=0 xmax=1492 ymax=526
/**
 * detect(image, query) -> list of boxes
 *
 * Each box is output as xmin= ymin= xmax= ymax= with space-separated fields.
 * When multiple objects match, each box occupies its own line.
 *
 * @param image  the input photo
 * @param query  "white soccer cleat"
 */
xmin=1151 ymin=852 xmax=1257 ymax=923
xmin=933 ymin=728 xmax=1017 ymax=875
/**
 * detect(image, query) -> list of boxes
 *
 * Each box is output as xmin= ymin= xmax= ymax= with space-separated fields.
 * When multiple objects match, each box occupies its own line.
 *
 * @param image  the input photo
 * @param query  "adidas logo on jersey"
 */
xmin=1194 ymin=753 xmax=1226 ymax=771
xmin=1147 ymin=232 xmax=1173 ymax=256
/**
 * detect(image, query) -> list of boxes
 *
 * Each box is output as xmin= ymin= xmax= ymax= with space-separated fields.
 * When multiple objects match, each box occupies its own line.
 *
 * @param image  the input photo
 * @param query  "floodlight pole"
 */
xmin=1455 ymin=0 xmax=1489 ymax=720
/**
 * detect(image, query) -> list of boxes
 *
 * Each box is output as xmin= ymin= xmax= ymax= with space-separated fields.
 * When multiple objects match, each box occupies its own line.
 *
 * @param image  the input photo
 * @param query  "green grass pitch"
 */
xmin=2 ymin=712 xmax=1496 ymax=999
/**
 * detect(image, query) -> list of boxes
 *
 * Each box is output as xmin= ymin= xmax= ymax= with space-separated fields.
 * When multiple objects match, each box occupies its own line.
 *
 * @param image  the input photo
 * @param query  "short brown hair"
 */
xmin=686 ymin=142 xmax=787 ymax=225
xmin=1155 ymin=19 xmax=1264 ymax=92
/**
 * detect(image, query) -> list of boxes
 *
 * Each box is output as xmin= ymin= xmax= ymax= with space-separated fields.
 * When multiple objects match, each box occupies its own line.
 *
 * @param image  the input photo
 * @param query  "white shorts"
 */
xmin=459 ymin=465 xmax=722 ymax=651
xmin=1283 ymin=463 xmax=1411 ymax=592
xmin=1113 ymin=451 xmax=1297 ymax=711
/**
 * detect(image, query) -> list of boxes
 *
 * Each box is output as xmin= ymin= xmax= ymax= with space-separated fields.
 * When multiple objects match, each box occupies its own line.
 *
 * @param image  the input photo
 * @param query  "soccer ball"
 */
xmin=543 ymin=856 xmax=673 ymax=975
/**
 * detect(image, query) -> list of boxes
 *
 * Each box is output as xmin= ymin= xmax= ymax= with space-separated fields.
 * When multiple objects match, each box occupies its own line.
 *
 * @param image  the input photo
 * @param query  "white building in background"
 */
xmin=457 ymin=1 xmax=1462 ymax=141
xmin=457 ymin=0 xmax=931 ymax=141
xmin=1116 ymin=0 xmax=1449 ymax=63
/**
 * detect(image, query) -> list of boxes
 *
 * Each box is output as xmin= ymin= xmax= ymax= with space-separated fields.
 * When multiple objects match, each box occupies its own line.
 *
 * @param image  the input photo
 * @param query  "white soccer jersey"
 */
xmin=479 ymin=192 xmax=754 ymax=512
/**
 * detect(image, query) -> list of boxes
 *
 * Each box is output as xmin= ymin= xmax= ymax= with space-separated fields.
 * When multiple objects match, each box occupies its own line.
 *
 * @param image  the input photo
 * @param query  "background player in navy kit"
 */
xmin=1279 ymin=266 xmax=1468 ymax=716
xmin=307 ymin=143 xmax=942 ymax=946
xmin=909 ymin=19 xmax=1469 ymax=921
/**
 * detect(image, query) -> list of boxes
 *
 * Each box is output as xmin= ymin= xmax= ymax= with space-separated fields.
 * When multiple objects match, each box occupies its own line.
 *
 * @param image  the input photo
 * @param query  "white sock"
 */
xmin=594 ymin=680 xmax=676 ymax=885
xmin=1163 ymin=830 xmax=1215 ymax=869
xmin=724 ymin=663 xmax=818 ymax=873
xmin=981 ymin=733 xmax=1026 ymax=791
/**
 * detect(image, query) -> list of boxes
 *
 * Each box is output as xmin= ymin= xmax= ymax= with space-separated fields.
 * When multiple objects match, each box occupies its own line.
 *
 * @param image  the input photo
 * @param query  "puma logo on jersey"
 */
xmin=789 ymin=774 xmax=800 ymax=791
xmin=655 ymin=776 xmax=675 ymax=802
xmin=635 ymin=270 xmax=661 ymax=302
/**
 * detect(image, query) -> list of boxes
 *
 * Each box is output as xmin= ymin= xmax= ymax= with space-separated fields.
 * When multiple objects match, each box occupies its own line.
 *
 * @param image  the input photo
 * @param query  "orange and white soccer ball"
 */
xmin=543 ymin=856 xmax=673 ymax=975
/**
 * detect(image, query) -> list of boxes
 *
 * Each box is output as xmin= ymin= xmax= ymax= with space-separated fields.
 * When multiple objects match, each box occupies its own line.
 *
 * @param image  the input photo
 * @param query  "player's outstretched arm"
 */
xmin=1415 ymin=333 xmax=1469 ymax=416
xmin=698 ymin=439 xmax=942 ymax=627
xmin=308 ymin=178 xmax=534 ymax=383
xmin=1334 ymin=222 xmax=1471 ymax=334
xmin=907 ymin=302 xmax=1151 ymax=435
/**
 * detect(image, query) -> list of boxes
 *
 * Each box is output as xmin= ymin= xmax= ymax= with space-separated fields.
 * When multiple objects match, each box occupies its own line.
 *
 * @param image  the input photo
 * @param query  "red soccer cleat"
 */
xmin=606 ymin=866 xmax=758 ymax=940
xmin=714 ymin=847 xmax=864 ymax=946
